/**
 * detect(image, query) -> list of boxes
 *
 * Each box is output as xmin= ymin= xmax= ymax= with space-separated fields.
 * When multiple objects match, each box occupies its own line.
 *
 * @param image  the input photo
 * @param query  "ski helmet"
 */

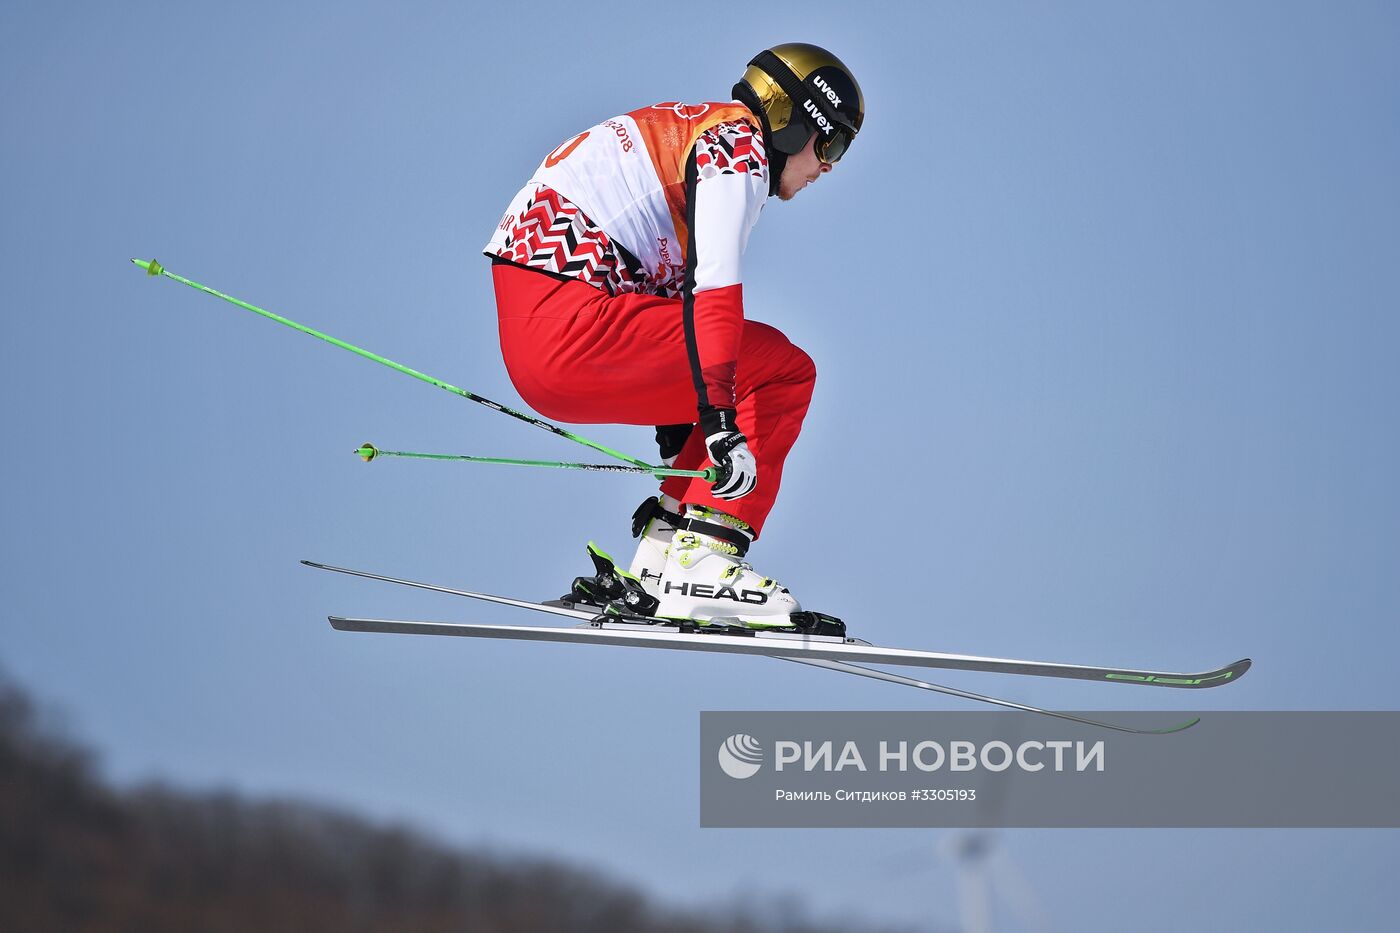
xmin=733 ymin=43 xmax=864 ymax=165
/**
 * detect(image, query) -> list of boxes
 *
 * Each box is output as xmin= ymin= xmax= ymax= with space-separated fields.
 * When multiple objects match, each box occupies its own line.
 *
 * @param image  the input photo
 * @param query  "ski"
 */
xmin=322 ymin=614 xmax=1204 ymax=734
xmin=303 ymin=560 xmax=1251 ymax=688
xmin=779 ymin=659 xmax=1200 ymax=735
xmin=302 ymin=559 xmax=597 ymax=622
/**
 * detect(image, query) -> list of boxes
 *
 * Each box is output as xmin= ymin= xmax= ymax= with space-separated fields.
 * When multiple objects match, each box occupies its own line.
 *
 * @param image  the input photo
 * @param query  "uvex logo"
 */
xmin=803 ymin=99 xmax=836 ymax=135
xmin=663 ymin=581 xmax=769 ymax=605
xmin=812 ymin=75 xmax=842 ymax=107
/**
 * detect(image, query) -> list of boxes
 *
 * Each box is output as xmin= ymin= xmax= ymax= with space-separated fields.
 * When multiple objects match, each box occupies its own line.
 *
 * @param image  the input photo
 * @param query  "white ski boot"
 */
xmin=627 ymin=493 xmax=685 ymax=592
xmin=620 ymin=497 xmax=846 ymax=636
xmin=652 ymin=505 xmax=801 ymax=629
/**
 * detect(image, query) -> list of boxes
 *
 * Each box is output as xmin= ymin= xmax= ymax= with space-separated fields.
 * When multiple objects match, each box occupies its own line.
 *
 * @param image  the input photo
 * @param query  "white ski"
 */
xmin=305 ymin=560 xmax=1249 ymax=733
xmin=304 ymin=560 xmax=1250 ymax=688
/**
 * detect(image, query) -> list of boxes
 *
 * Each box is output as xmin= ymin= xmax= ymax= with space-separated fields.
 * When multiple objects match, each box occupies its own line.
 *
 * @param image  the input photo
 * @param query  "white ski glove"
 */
xmin=705 ymin=430 xmax=757 ymax=500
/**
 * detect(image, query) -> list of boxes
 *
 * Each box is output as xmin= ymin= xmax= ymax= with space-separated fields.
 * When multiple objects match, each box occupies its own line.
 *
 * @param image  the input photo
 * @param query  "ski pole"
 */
xmin=130 ymin=258 xmax=659 ymax=470
xmin=354 ymin=443 xmax=716 ymax=482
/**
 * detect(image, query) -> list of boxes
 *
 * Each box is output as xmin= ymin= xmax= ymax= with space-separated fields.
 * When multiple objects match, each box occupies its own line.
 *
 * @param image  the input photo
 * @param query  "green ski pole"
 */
xmin=354 ymin=443 xmax=716 ymax=482
xmin=131 ymin=258 xmax=660 ymax=470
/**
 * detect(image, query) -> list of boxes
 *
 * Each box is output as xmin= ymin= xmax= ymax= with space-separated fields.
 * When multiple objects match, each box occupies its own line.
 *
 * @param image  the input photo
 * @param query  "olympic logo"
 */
xmin=651 ymin=102 xmax=711 ymax=119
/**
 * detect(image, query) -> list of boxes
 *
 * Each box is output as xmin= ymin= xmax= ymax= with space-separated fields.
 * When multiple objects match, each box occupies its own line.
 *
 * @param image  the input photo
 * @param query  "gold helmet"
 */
xmin=734 ymin=43 xmax=864 ymax=164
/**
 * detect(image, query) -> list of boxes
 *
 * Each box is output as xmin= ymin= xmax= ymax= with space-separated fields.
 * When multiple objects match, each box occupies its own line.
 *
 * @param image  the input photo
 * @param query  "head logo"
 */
xmin=718 ymin=734 xmax=763 ymax=779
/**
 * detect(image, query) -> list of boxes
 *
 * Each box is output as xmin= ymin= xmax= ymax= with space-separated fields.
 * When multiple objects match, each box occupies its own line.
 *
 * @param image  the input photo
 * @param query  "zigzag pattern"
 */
xmin=501 ymin=187 xmax=624 ymax=291
xmin=695 ymin=121 xmax=768 ymax=181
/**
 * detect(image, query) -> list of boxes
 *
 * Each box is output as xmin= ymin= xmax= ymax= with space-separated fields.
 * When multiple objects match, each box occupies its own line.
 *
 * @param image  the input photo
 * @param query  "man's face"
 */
xmin=777 ymin=131 xmax=833 ymax=201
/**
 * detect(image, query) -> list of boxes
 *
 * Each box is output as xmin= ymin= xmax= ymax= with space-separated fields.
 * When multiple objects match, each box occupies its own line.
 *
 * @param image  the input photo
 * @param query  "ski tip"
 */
xmin=1156 ymin=716 xmax=1202 ymax=735
xmin=300 ymin=559 xmax=324 ymax=569
xmin=131 ymin=258 xmax=163 ymax=276
xmin=1207 ymin=658 xmax=1252 ymax=686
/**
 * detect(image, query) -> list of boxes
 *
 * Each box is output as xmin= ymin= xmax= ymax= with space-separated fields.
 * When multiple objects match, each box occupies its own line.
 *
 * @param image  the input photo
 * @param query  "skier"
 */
xmin=484 ymin=44 xmax=863 ymax=630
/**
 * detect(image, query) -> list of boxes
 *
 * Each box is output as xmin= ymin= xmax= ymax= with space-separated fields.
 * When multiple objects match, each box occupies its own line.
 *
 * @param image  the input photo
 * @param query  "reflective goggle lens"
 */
xmin=815 ymin=126 xmax=853 ymax=164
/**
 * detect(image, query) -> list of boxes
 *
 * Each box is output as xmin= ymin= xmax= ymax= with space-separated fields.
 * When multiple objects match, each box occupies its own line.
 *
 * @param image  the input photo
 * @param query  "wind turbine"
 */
xmin=938 ymin=828 xmax=1046 ymax=933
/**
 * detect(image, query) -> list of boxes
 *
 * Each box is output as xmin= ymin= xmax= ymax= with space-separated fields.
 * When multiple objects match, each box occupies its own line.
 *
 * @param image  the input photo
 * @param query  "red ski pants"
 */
xmin=492 ymin=262 xmax=816 ymax=538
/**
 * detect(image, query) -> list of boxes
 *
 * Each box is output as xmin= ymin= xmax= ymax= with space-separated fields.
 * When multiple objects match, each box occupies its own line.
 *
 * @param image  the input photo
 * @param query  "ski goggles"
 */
xmin=814 ymin=121 xmax=856 ymax=164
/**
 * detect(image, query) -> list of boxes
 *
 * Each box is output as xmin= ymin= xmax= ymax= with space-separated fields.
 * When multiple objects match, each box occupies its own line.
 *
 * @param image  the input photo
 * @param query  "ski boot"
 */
xmin=650 ymin=505 xmax=845 ymax=637
xmin=563 ymin=542 xmax=659 ymax=618
xmin=627 ymin=493 xmax=686 ymax=593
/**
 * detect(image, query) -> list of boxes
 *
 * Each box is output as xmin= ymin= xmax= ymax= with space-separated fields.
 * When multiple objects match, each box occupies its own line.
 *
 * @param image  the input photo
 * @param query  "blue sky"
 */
xmin=2 ymin=1 xmax=1397 ymax=928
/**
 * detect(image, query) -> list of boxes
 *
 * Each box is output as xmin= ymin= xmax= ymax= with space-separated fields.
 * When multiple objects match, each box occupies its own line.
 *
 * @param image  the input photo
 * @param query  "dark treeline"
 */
xmin=0 ymin=667 xmax=906 ymax=933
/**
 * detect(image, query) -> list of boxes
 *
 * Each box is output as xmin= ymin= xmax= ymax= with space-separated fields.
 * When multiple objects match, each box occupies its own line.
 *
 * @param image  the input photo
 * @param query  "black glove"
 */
xmin=653 ymin=423 xmax=695 ymax=465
